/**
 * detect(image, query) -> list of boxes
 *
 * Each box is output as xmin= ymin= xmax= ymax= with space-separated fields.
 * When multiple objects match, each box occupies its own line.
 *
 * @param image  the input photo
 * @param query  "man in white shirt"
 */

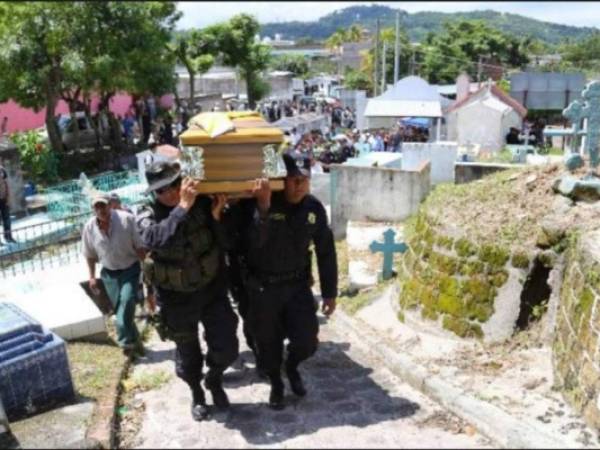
xmin=82 ymin=193 xmax=146 ymax=355
xmin=291 ymin=127 xmax=302 ymax=147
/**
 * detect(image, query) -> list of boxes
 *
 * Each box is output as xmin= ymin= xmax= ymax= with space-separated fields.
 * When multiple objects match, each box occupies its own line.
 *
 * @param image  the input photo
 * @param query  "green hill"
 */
xmin=259 ymin=5 xmax=596 ymax=46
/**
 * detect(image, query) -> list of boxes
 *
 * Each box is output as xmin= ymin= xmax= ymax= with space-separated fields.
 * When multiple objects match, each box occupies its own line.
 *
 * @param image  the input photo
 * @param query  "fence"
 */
xmin=43 ymin=170 xmax=145 ymax=220
xmin=0 ymin=211 xmax=89 ymax=279
xmin=0 ymin=197 xmax=147 ymax=279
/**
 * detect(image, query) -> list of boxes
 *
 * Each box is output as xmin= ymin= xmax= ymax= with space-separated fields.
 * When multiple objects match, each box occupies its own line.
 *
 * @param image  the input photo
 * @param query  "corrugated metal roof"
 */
xmin=365 ymin=76 xmax=444 ymax=118
xmin=364 ymin=99 xmax=442 ymax=118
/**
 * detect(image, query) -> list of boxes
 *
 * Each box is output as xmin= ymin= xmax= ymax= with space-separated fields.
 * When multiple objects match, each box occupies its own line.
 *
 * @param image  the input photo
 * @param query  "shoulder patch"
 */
xmin=307 ymin=212 xmax=316 ymax=224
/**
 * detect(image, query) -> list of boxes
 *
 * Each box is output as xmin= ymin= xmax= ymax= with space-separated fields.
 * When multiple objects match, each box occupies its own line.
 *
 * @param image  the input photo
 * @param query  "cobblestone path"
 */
xmin=125 ymin=314 xmax=492 ymax=448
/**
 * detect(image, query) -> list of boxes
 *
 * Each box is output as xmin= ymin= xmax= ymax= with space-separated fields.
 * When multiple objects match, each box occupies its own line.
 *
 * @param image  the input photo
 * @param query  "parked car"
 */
xmin=37 ymin=112 xmax=110 ymax=150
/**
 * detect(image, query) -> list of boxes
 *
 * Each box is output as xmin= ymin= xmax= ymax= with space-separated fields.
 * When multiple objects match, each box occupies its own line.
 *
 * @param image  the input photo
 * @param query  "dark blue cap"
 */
xmin=283 ymin=153 xmax=311 ymax=178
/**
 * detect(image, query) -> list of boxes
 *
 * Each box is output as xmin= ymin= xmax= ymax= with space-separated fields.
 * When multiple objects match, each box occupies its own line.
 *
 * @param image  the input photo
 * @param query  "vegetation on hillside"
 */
xmin=260 ymin=5 xmax=596 ymax=47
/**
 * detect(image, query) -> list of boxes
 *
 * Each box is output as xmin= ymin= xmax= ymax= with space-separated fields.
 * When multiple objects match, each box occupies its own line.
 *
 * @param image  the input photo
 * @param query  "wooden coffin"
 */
xmin=179 ymin=112 xmax=285 ymax=194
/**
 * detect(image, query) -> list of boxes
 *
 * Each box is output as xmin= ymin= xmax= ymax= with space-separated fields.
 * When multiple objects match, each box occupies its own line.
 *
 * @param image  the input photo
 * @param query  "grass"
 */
xmin=339 ymin=288 xmax=374 ymax=315
xmin=310 ymin=239 xmax=349 ymax=295
xmin=121 ymin=369 xmax=172 ymax=393
xmin=67 ymin=339 xmax=125 ymax=401
xmin=67 ymin=311 xmax=149 ymax=401
xmin=476 ymin=148 xmax=515 ymax=164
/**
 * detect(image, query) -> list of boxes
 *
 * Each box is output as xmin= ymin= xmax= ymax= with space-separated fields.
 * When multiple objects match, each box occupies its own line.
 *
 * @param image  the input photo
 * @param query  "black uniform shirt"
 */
xmin=246 ymin=191 xmax=338 ymax=299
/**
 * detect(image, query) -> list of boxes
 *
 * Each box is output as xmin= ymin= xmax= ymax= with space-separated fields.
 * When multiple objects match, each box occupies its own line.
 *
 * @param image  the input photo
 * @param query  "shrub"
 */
xmin=11 ymin=130 xmax=60 ymax=185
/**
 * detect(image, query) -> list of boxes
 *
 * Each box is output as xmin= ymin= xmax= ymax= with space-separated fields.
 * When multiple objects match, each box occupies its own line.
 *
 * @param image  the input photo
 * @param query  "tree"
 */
xmin=64 ymin=2 xmax=180 ymax=152
xmin=325 ymin=28 xmax=346 ymax=56
xmin=0 ymin=3 xmax=78 ymax=152
xmin=0 ymin=2 xmax=180 ymax=153
xmin=419 ymin=20 xmax=530 ymax=84
xmin=361 ymin=26 xmax=412 ymax=90
xmin=325 ymin=24 xmax=363 ymax=55
xmin=344 ymin=68 xmax=372 ymax=93
xmin=169 ymin=27 xmax=219 ymax=113
xmin=346 ymin=24 xmax=363 ymax=43
xmin=556 ymin=32 xmax=600 ymax=76
xmin=270 ymin=54 xmax=310 ymax=78
xmin=217 ymin=14 xmax=272 ymax=109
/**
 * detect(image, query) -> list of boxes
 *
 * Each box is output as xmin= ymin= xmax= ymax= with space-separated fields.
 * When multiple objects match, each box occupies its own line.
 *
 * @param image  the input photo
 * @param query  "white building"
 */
xmin=445 ymin=82 xmax=527 ymax=153
xmin=364 ymin=76 xmax=448 ymax=139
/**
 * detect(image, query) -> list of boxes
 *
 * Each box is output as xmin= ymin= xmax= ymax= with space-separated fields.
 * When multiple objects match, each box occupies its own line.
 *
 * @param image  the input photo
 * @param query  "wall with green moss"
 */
xmin=553 ymin=230 xmax=600 ymax=430
xmin=397 ymin=211 xmax=529 ymax=340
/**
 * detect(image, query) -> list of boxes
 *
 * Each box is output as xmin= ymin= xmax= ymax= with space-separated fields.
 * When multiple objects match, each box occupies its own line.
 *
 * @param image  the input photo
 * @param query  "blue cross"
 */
xmin=369 ymin=228 xmax=408 ymax=280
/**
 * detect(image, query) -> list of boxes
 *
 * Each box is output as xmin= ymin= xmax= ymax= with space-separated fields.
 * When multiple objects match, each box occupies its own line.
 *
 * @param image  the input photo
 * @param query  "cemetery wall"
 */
xmin=310 ymin=172 xmax=330 ymax=206
xmin=552 ymin=229 xmax=600 ymax=430
xmin=401 ymin=142 xmax=458 ymax=185
xmin=396 ymin=209 xmax=524 ymax=342
xmin=329 ymin=161 xmax=430 ymax=240
xmin=454 ymin=162 xmax=516 ymax=184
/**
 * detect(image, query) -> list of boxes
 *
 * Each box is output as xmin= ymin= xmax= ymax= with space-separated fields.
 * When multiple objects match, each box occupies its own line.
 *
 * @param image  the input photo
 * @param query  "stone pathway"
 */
xmin=123 ymin=313 xmax=492 ymax=449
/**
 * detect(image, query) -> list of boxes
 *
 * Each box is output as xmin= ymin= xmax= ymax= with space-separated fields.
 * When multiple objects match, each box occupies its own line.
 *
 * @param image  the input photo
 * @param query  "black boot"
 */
xmin=204 ymin=370 xmax=230 ymax=410
xmin=268 ymin=374 xmax=285 ymax=410
xmin=285 ymin=360 xmax=307 ymax=397
xmin=191 ymin=386 xmax=210 ymax=421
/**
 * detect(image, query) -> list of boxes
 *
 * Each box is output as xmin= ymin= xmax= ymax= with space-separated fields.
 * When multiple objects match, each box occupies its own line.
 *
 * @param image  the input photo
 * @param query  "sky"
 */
xmin=176 ymin=1 xmax=600 ymax=30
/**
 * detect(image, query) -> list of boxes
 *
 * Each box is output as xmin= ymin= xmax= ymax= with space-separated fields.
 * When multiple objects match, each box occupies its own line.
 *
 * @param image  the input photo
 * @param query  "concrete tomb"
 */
xmin=0 ymin=303 xmax=75 ymax=420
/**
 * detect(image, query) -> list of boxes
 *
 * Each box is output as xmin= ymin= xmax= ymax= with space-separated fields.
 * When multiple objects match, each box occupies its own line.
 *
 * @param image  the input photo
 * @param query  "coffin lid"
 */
xmin=180 ymin=111 xmax=284 ymax=145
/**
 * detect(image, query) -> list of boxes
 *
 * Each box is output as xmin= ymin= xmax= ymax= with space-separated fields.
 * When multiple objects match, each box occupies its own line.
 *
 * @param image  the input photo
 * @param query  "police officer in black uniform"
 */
xmin=245 ymin=153 xmax=338 ymax=410
xmin=136 ymin=161 xmax=239 ymax=421
xmin=222 ymin=197 xmax=262 ymax=374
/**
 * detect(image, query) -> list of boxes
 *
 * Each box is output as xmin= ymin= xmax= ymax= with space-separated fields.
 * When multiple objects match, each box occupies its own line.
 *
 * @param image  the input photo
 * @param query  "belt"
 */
xmin=102 ymin=261 xmax=140 ymax=276
xmin=254 ymin=269 xmax=308 ymax=285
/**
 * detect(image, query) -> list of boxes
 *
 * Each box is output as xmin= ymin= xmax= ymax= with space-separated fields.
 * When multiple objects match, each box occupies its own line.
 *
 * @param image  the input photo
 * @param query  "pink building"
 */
xmin=0 ymin=93 xmax=174 ymax=134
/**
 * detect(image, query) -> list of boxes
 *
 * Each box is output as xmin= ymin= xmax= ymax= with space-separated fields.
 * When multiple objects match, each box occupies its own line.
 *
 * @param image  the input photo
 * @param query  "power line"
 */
xmin=409 ymin=45 xmax=510 ymax=71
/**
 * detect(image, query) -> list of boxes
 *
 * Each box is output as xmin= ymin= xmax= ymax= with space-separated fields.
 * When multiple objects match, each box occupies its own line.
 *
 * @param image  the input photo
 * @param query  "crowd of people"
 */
xmin=505 ymin=119 xmax=546 ymax=147
xmin=281 ymin=121 xmax=430 ymax=172
xmin=258 ymin=97 xmax=357 ymax=129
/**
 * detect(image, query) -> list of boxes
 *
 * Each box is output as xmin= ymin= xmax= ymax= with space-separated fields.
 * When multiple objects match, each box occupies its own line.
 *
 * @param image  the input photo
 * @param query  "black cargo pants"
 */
xmin=247 ymin=279 xmax=319 ymax=375
xmin=156 ymin=283 xmax=239 ymax=388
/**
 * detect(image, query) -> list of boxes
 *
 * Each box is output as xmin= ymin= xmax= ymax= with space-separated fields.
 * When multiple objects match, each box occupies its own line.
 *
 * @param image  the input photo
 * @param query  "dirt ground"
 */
xmin=425 ymin=163 xmax=600 ymax=250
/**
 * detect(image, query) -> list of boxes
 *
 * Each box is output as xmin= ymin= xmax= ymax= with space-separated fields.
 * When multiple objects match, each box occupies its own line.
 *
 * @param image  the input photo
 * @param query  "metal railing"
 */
xmin=0 ymin=199 xmax=146 ymax=279
xmin=42 ymin=170 xmax=145 ymax=220
xmin=0 ymin=211 xmax=89 ymax=279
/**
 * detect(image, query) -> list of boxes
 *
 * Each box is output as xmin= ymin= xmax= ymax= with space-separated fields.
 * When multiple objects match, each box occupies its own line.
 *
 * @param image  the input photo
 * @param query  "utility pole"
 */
xmin=381 ymin=40 xmax=387 ymax=93
xmin=410 ymin=51 xmax=416 ymax=75
xmin=374 ymin=19 xmax=380 ymax=96
xmin=477 ymin=55 xmax=483 ymax=88
xmin=394 ymin=11 xmax=400 ymax=84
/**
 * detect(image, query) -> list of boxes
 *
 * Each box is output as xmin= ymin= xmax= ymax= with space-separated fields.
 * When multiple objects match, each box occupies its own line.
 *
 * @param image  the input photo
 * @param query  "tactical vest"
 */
xmin=143 ymin=199 xmax=220 ymax=292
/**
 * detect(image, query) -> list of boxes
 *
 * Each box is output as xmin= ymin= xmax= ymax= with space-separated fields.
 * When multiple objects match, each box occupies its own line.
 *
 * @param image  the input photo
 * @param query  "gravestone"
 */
xmin=0 ymin=303 xmax=74 ymax=420
xmin=546 ymin=80 xmax=600 ymax=200
xmin=580 ymin=81 xmax=600 ymax=169
xmin=369 ymin=228 xmax=408 ymax=280
xmin=544 ymin=80 xmax=600 ymax=174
